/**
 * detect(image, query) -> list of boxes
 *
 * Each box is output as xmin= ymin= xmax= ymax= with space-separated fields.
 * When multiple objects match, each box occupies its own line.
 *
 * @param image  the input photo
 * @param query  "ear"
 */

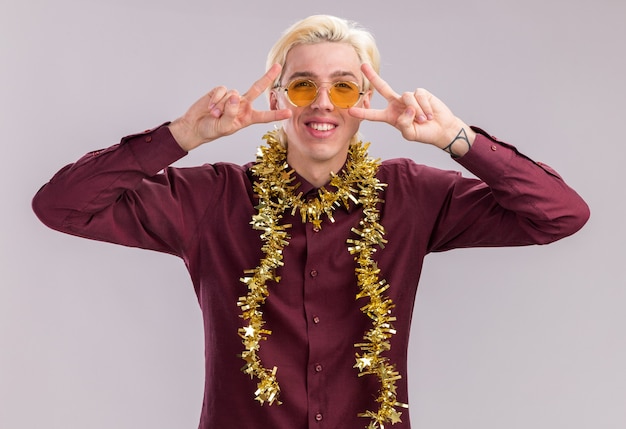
xmin=362 ymin=89 xmax=373 ymax=109
xmin=269 ymin=90 xmax=279 ymax=110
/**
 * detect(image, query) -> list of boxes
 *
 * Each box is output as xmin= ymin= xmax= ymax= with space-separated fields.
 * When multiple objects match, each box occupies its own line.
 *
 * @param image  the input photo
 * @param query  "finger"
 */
xmin=401 ymin=92 xmax=427 ymax=123
xmin=413 ymin=88 xmax=434 ymax=120
xmin=206 ymin=86 xmax=228 ymax=111
xmin=361 ymin=63 xmax=400 ymax=101
xmin=397 ymin=106 xmax=418 ymax=130
xmin=220 ymin=91 xmax=241 ymax=121
xmin=211 ymin=89 xmax=239 ymax=118
xmin=348 ymin=106 xmax=389 ymax=122
xmin=251 ymin=108 xmax=292 ymax=125
xmin=243 ymin=63 xmax=282 ymax=102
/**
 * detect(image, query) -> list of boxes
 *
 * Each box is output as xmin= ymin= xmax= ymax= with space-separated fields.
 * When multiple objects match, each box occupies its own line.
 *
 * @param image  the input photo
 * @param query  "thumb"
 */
xmin=396 ymin=107 xmax=416 ymax=128
xmin=221 ymin=94 xmax=241 ymax=120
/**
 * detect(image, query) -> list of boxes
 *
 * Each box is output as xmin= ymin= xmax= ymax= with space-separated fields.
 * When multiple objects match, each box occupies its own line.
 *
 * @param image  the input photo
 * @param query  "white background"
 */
xmin=2 ymin=0 xmax=625 ymax=428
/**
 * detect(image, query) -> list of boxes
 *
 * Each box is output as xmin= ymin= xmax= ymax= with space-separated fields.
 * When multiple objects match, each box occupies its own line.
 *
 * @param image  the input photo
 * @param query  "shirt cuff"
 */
xmin=121 ymin=123 xmax=188 ymax=175
xmin=455 ymin=126 xmax=563 ymax=181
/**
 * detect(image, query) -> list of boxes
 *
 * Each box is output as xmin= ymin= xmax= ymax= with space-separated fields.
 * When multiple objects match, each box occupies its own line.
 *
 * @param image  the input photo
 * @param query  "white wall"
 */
xmin=2 ymin=0 xmax=624 ymax=428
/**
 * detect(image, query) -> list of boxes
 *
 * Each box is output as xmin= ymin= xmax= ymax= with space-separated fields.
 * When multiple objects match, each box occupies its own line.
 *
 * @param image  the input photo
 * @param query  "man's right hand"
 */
xmin=169 ymin=63 xmax=291 ymax=151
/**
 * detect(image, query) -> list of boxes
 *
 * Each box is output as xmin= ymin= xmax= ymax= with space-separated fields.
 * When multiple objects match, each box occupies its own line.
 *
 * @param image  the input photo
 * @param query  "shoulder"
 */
xmin=164 ymin=161 xmax=253 ymax=179
xmin=159 ymin=161 xmax=256 ymax=197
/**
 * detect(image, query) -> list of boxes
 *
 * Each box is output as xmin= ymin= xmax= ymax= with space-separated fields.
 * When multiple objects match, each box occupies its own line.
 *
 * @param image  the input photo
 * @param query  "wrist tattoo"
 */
xmin=443 ymin=128 xmax=471 ymax=158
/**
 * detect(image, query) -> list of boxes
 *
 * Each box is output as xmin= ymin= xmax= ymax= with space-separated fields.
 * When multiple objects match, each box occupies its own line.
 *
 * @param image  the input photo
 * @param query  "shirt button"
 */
xmin=490 ymin=144 xmax=497 ymax=151
xmin=313 ymin=316 xmax=320 ymax=324
xmin=315 ymin=413 xmax=323 ymax=421
xmin=313 ymin=226 xmax=320 ymax=233
xmin=310 ymin=270 xmax=318 ymax=278
xmin=145 ymin=136 xmax=152 ymax=143
xmin=314 ymin=363 xmax=323 ymax=372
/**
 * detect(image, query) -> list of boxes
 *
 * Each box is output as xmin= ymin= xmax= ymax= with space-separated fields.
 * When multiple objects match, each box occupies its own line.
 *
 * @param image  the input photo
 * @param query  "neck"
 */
xmin=287 ymin=153 xmax=348 ymax=188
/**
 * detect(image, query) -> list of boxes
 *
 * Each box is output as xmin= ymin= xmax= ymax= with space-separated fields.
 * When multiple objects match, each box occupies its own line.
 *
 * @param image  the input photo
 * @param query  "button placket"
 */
xmin=303 ymin=209 xmax=333 ymax=427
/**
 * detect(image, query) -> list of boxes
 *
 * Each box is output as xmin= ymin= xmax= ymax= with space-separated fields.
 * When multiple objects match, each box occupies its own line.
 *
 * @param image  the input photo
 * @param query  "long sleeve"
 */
xmin=31 ymin=123 xmax=591 ymax=429
xmin=32 ymin=124 xmax=196 ymax=256
xmin=421 ymin=128 xmax=590 ymax=251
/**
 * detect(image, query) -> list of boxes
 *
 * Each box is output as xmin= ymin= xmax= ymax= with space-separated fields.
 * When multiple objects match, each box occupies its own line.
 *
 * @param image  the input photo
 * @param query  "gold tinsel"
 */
xmin=238 ymin=130 xmax=408 ymax=428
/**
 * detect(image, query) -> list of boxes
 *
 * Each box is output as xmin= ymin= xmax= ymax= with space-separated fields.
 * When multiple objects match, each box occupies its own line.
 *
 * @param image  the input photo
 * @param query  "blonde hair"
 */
xmin=267 ymin=15 xmax=380 ymax=89
xmin=267 ymin=15 xmax=380 ymax=145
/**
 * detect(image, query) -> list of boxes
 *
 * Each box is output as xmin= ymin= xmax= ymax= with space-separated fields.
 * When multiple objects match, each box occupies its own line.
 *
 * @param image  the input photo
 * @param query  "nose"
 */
xmin=310 ymin=85 xmax=334 ymax=111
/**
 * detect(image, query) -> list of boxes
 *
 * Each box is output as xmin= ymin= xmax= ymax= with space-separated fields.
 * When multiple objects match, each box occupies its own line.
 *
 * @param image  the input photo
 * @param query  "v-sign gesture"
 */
xmin=349 ymin=63 xmax=475 ymax=155
xmin=169 ymin=64 xmax=292 ymax=151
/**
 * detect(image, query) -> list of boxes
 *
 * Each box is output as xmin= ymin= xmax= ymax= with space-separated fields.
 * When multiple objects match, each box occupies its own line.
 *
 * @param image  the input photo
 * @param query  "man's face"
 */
xmin=270 ymin=42 xmax=371 ymax=175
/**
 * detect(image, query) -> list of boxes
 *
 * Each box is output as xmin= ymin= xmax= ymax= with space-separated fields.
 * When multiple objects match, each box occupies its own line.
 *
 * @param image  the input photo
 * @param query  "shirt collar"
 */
xmin=245 ymin=161 xmax=360 ymax=214
xmin=291 ymin=166 xmax=358 ymax=214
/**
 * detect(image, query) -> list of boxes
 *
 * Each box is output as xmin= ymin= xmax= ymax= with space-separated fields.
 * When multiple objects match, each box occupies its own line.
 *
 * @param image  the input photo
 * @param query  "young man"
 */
xmin=33 ymin=14 xmax=589 ymax=429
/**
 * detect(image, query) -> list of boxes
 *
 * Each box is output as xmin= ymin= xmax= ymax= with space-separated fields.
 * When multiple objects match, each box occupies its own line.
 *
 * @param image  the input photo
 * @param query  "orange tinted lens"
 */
xmin=329 ymin=81 xmax=361 ymax=108
xmin=286 ymin=79 xmax=318 ymax=106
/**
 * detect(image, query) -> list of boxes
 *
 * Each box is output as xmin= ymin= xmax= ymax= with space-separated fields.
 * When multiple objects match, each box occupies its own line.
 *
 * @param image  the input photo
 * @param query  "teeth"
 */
xmin=309 ymin=122 xmax=335 ymax=131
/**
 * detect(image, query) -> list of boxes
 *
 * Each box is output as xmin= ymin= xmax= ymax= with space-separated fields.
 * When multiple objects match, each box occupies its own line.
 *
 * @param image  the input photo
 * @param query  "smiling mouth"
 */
xmin=308 ymin=122 xmax=336 ymax=131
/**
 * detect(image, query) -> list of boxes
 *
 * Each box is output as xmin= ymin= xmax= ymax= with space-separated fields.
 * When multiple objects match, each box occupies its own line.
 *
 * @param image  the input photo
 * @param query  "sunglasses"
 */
xmin=276 ymin=79 xmax=364 ymax=109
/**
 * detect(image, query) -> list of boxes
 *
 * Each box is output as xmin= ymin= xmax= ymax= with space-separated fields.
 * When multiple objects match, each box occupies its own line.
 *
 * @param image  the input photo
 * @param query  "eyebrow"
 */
xmin=285 ymin=70 xmax=359 ymax=82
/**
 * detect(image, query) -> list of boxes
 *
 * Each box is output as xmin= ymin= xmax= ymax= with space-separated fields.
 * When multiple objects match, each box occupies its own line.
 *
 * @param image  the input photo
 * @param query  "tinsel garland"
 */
xmin=238 ymin=130 xmax=408 ymax=428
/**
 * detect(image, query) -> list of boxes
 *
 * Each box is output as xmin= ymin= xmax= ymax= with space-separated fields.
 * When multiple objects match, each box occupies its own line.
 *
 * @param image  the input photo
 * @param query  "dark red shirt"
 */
xmin=32 ymin=125 xmax=589 ymax=429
